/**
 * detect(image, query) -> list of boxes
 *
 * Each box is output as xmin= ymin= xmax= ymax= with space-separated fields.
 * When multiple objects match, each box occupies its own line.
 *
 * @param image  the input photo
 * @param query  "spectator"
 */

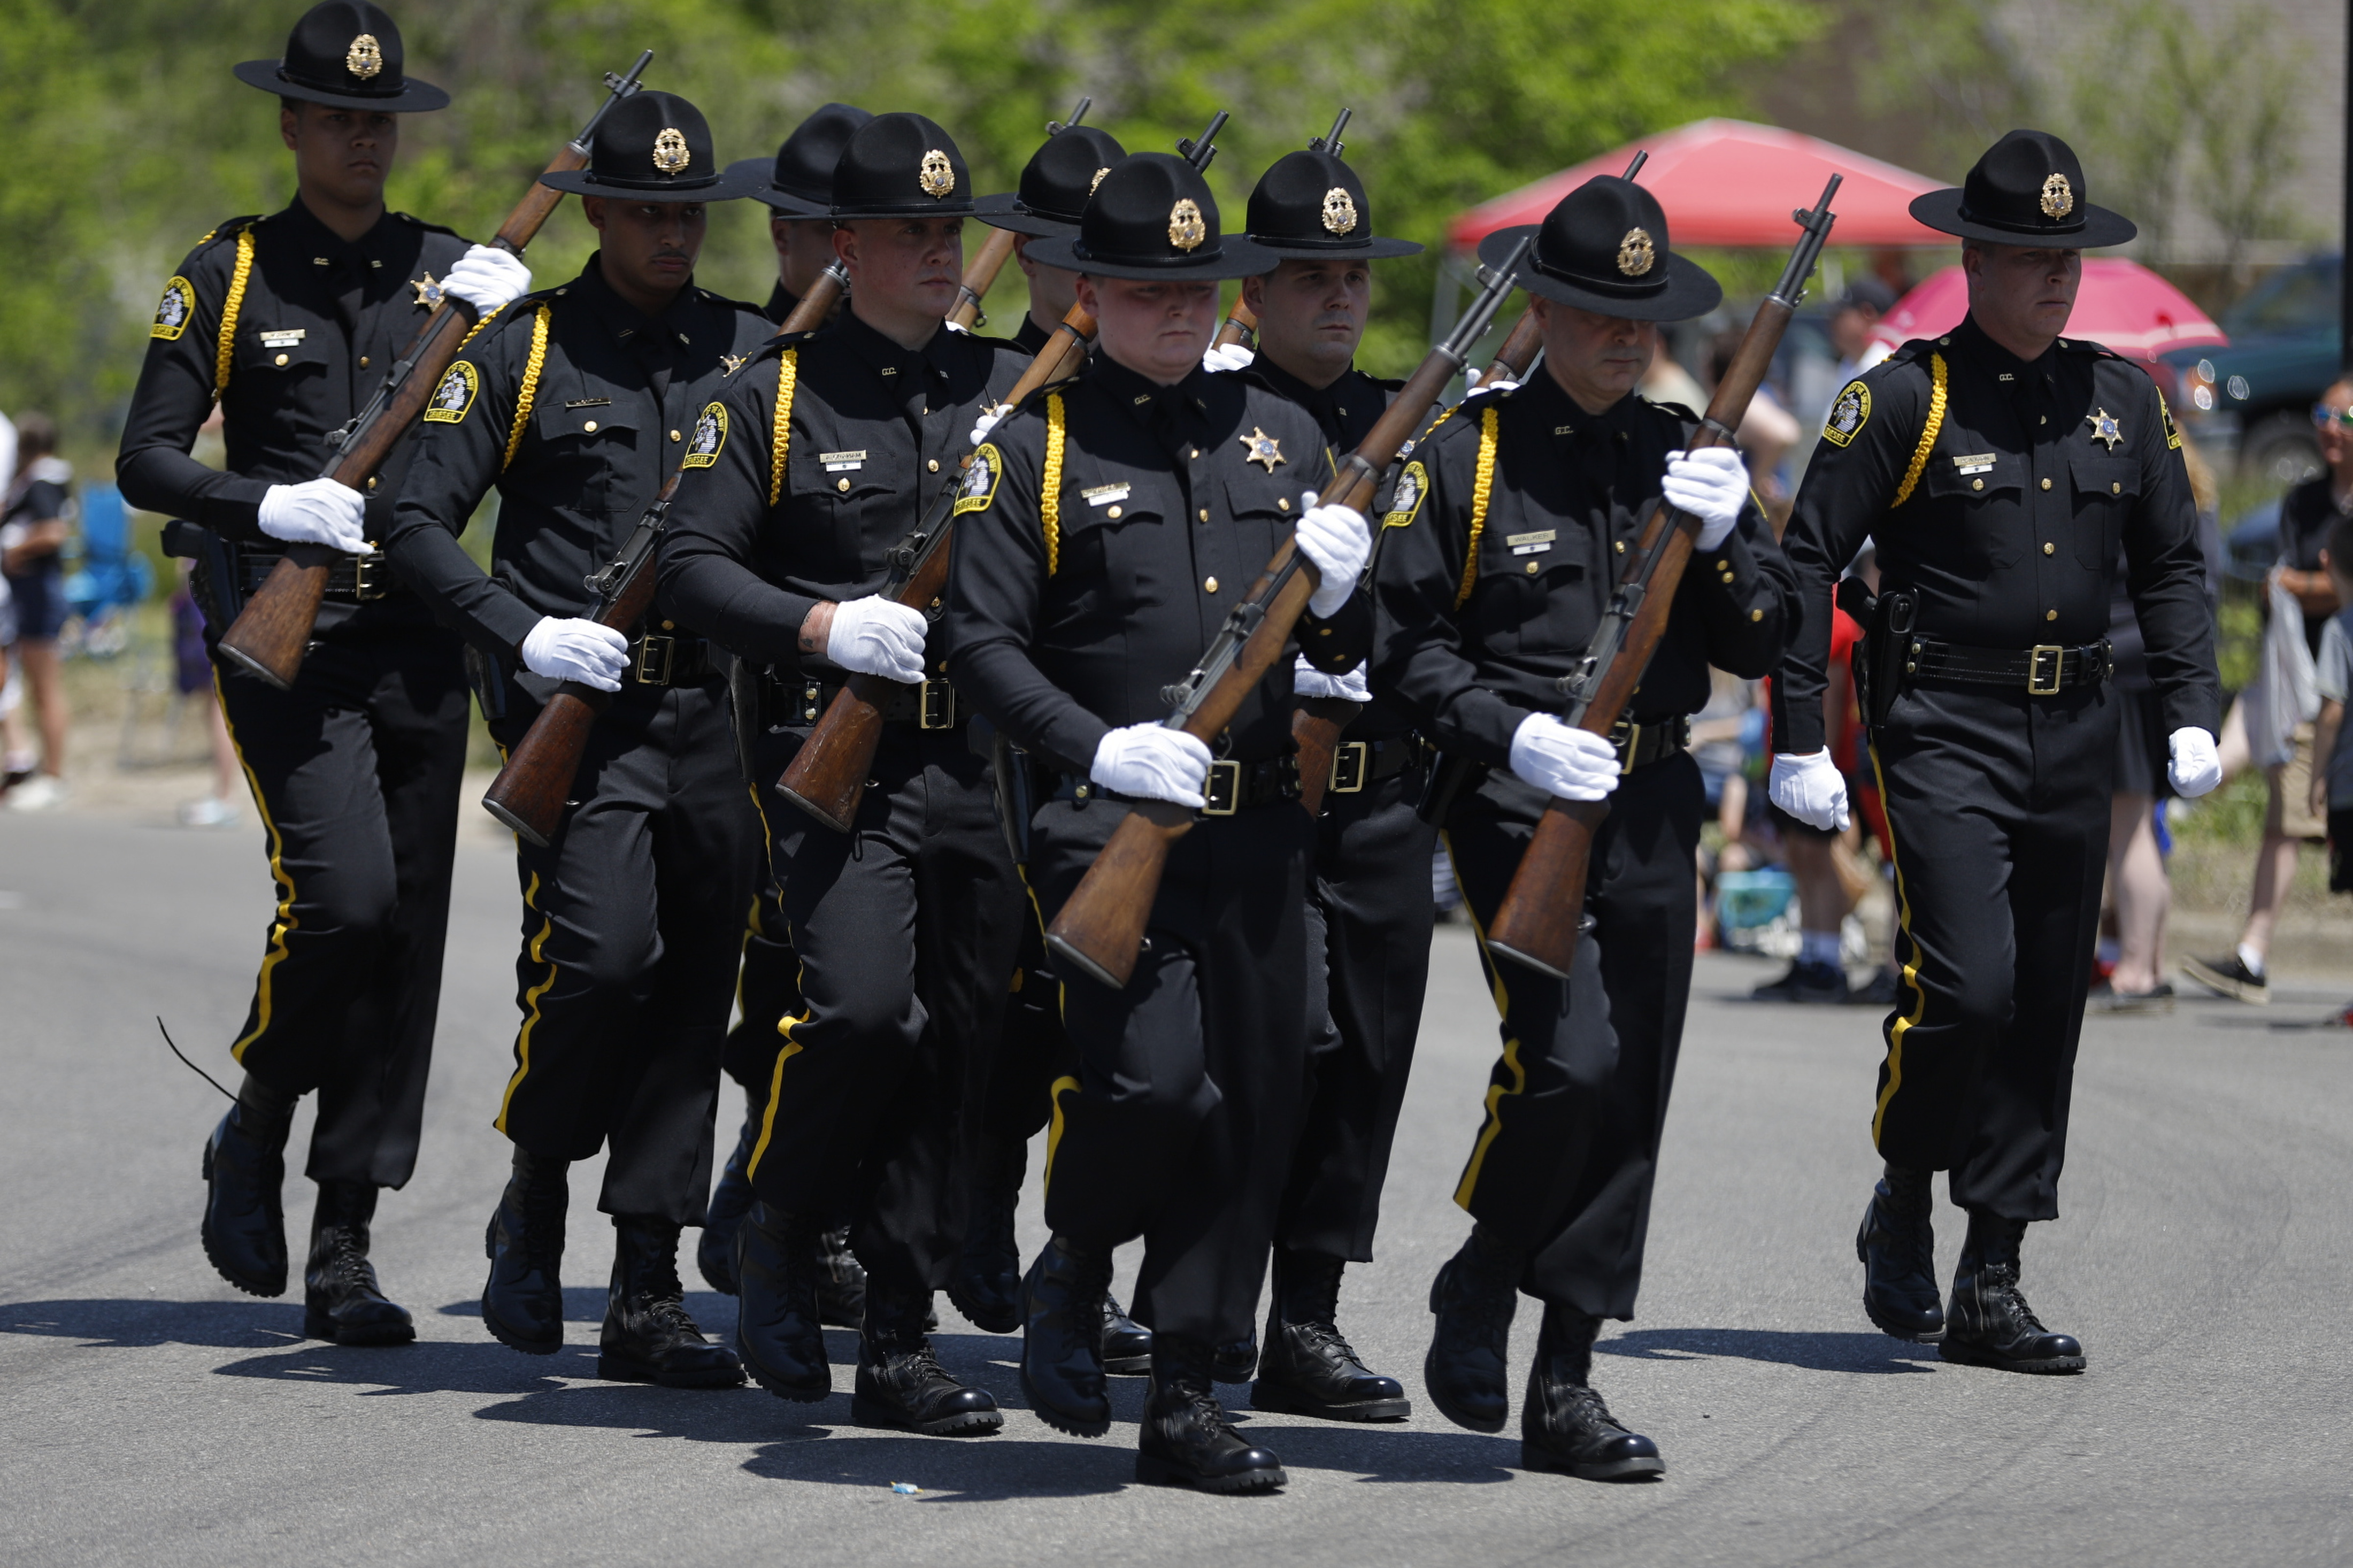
xmin=2305 ymin=513 xmax=2353 ymax=901
xmin=1709 ymin=328 xmax=1802 ymax=522
xmin=1 ymin=413 xmax=75 ymax=811
xmin=172 ymin=560 xmax=241 ymax=828
xmin=2182 ymin=382 xmax=2352 ymax=1003
xmin=1826 ymin=276 xmax=1897 ymax=389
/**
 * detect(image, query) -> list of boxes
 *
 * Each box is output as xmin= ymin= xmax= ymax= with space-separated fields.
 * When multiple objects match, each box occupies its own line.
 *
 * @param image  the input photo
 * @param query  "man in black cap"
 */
xmin=948 ymin=151 xmax=1374 ymax=1493
xmin=1374 ymin=174 xmax=1793 ymax=1479
xmin=728 ymin=102 xmax=872 ymax=324
xmin=381 ymin=89 xmax=768 ymax=1388
xmin=117 ymin=0 xmax=532 ymax=1345
xmin=1770 ymin=129 xmax=2220 ymax=1374
xmin=658 ymin=112 xmax=1032 ymax=1437
xmin=974 ymin=124 xmax=1129 ymax=357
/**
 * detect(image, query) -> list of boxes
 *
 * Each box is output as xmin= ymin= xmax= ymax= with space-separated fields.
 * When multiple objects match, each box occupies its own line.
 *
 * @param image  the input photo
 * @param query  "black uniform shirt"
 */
xmin=2275 ymin=473 xmax=2347 ymax=655
xmin=946 ymin=355 xmax=1371 ymax=776
xmin=1773 ymin=314 xmax=2220 ymax=751
xmin=1008 ymin=313 xmax=1057 ymax=358
xmin=382 ymin=257 xmax=773 ymax=655
xmin=656 ymin=309 xmax=1032 ymax=672
xmin=1372 ymin=373 xmax=1793 ymax=771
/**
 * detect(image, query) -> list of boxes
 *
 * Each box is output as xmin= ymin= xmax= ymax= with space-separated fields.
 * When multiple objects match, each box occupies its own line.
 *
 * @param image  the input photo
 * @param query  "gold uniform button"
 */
xmin=662 ymin=620 xmax=674 ymax=631
xmin=2046 ymin=609 xmax=2058 ymax=621
xmin=2044 ymin=542 xmax=2055 ymax=555
xmin=1278 ymin=498 xmax=1290 ymax=512
xmin=583 ymin=420 xmax=598 ymax=432
xmin=366 ymin=476 xmax=379 ymax=491
xmin=1750 ymin=607 xmax=1764 ymax=622
xmin=1971 ymin=478 xmax=1984 ymax=491
xmin=1106 ymin=505 xmax=1122 ymax=519
xmin=1524 ymin=560 xmax=1540 ymax=576
xmin=837 ymin=477 xmax=851 ymax=493
xmin=1716 ymin=559 xmax=1729 ymax=571
xmin=669 ymin=429 xmax=681 ymax=442
xmin=274 ymin=352 xmax=289 ymax=366
xmin=2111 ymin=481 xmax=2121 ymax=495
xmin=927 ymin=459 xmax=940 ymax=473
xmin=1615 ymin=540 xmax=1626 ymax=553
xmin=1204 ymin=576 xmax=1219 ymax=593
xmin=2040 ymin=477 xmax=2052 ymax=491
xmin=358 ymin=356 xmax=370 ymax=368
xmin=1721 ymin=571 xmax=1735 ymax=583
xmin=1197 ymin=508 xmax=1209 ymax=522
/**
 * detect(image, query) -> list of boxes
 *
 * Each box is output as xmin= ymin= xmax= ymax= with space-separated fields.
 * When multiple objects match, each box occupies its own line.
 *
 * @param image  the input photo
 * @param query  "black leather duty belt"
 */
xmin=1609 ymin=714 xmax=1691 ymax=773
xmin=1057 ymin=754 xmax=1302 ymax=817
xmin=239 ymin=548 xmax=400 ymax=602
xmin=628 ymin=633 xmax=715 ymax=687
xmin=1327 ymin=734 xmax=1429 ymax=795
xmin=1903 ymin=635 xmax=2112 ymax=696
xmin=794 ymin=676 xmax=965 ymax=730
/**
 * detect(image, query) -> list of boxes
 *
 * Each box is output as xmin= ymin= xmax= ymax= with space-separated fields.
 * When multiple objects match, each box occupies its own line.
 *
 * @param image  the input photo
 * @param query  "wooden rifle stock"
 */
xmin=781 ymin=263 xmax=845 ymax=335
xmin=1474 ymin=309 xmax=1542 ymax=390
xmin=949 ymin=228 xmax=1019 ymax=331
xmin=1214 ymin=297 xmax=1258 ymax=351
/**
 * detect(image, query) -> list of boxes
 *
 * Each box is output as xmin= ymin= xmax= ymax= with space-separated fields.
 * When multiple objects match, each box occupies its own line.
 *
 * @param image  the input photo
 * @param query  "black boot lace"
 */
xmin=319 ymin=1226 xmax=378 ymax=1294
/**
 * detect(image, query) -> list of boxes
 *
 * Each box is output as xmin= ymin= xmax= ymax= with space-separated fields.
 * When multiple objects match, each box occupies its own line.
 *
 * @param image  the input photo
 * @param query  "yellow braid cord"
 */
xmin=768 ymin=349 xmax=799 ymax=507
xmin=213 ymin=226 xmax=256 ymax=395
xmin=500 ymin=305 xmax=551 ymax=471
xmin=1454 ymin=405 xmax=1500 ymax=609
xmin=1891 ymin=352 xmax=1947 ymax=508
xmin=456 ymin=301 xmax=507 ymax=351
xmin=1042 ymin=393 xmax=1066 ymax=576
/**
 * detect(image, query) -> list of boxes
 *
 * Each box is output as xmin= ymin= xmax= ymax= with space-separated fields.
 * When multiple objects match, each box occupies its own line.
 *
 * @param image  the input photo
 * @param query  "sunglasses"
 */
xmin=2313 ymin=403 xmax=2353 ymax=430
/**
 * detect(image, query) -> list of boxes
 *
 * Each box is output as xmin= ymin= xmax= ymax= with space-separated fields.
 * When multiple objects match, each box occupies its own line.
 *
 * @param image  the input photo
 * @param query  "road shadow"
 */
xmin=1596 ymin=1326 xmax=1941 ymax=1374
xmin=1 ymin=1296 xmax=307 ymax=1349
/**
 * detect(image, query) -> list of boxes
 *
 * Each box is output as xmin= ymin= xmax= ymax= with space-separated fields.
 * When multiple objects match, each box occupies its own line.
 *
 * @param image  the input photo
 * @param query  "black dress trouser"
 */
xmin=490 ymin=678 xmax=755 ymax=1227
xmin=1440 ymin=754 xmax=1702 ymax=1321
xmin=725 ymin=868 xmax=801 ymax=1099
xmin=212 ymin=629 xmax=468 ymax=1189
xmin=1867 ymin=680 xmax=2116 ymax=1220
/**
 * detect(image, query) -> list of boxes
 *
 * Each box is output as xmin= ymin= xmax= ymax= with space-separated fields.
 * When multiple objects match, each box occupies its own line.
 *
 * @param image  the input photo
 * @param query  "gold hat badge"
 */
xmin=1617 ymin=227 xmax=1655 ymax=277
xmin=652 ymin=127 xmax=690 ymax=175
xmin=919 ymin=150 xmax=956 ymax=198
xmin=1168 ymin=198 xmax=1206 ymax=251
xmin=1321 ymin=187 xmax=1359 ymax=235
xmin=2041 ymin=172 xmax=2073 ymax=220
xmin=345 ymin=33 xmax=382 ymax=80
xmin=1089 ymin=166 xmax=1110 ymax=195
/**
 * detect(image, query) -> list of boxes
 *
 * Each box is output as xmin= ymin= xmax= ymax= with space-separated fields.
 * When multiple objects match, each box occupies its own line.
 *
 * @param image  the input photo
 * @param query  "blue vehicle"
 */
xmin=2163 ymin=255 xmax=2339 ymax=484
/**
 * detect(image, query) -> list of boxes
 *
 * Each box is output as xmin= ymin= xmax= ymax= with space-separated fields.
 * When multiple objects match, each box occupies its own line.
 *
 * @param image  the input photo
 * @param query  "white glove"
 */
xmin=2168 ymin=726 xmax=2221 ymax=798
xmin=968 ymin=405 xmax=1008 ymax=449
xmin=1768 ymin=749 xmax=1851 ymax=831
xmin=1293 ymin=654 xmax=1370 ymax=702
xmin=825 ymin=595 xmax=928 ymax=683
xmin=519 ymin=616 xmax=630 ymax=692
xmin=1202 ymin=342 xmax=1256 ymax=374
xmin=1510 ymin=713 xmax=1620 ymax=802
xmin=1091 ymin=722 xmax=1214 ymax=809
xmin=256 ymin=479 xmax=368 ymax=553
xmin=1663 ymin=446 xmax=1749 ymax=550
xmin=1295 ymin=494 xmax=1371 ymax=618
xmin=1471 ymin=376 xmax=1519 ymax=396
xmin=440 ymin=244 xmax=533 ymax=316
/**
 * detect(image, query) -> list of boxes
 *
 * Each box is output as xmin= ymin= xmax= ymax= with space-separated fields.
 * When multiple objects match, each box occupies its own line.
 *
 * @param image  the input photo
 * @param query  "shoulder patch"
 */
xmin=682 ymin=402 xmax=728 ymax=468
xmin=1823 ymin=380 xmax=1871 ymax=447
xmin=423 ymin=361 xmax=479 ymax=424
xmin=152 ymin=276 xmax=196 ymax=340
xmin=2158 ymin=390 xmax=2182 ymax=451
xmin=1383 ymin=460 xmax=1429 ymax=529
xmin=955 ymin=442 xmax=1004 ymax=515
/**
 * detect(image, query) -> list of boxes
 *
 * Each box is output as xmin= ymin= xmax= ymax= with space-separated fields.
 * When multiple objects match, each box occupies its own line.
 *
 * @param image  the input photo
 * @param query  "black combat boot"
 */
xmin=1520 ymin=1303 xmax=1663 ymax=1480
xmin=1212 ymin=1331 xmax=1258 ymax=1384
xmin=1019 ymin=1234 xmax=1113 ymax=1435
xmin=696 ymin=1101 xmax=761 ymax=1294
xmin=201 ymin=1077 xmax=295 ymax=1297
xmin=303 ymin=1180 xmax=413 ymax=1345
xmin=1102 ymin=1293 xmax=1152 ymax=1375
xmin=1252 ymin=1249 xmax=1409 ymax=1421
xmin=947 ymin=1139 xmax=1024 ymax=1334
xmin=852 ymin=1281 xmax=1003 ymax=1435
xmin=735 ymin=1201 xmax=833 ymax=1401
xmin=1857 ymin=1164 xmax=1944 ymax=1342
xmin=1425 ymin=1225 xmax=1522 ymax=1433
xmin=481 ymin=1149 xmax=569 ymax=1355
xmin=1940 ymin=1213 xmax=2085 ymax=1373
xmin=599 ymin=1217 xmax=745 ymax=1388
xmin=1136 ymin=1335 xmax=1287 ymax=1493
xmin=814 ymin=1224 xmax=868 ymax=1328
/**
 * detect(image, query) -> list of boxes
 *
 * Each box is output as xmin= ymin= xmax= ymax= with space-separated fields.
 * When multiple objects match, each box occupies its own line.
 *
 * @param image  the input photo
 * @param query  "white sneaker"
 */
xmin=178 ymin=796 xmax=240 ymax=828
xmin=5 ymin=774 xmax=67 ymax=811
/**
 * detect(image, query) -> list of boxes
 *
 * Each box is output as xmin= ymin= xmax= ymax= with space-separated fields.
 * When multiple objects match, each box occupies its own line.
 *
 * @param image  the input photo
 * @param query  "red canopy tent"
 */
xmin=1869 ymin=262 xmax=2226 ymax=363
xmin=1447 ymin=118 xmax=1950 ymax=253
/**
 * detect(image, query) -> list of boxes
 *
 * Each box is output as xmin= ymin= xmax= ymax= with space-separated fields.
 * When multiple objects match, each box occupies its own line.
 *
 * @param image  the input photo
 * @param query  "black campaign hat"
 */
xmin=1475 ymin=175 xmax=1721 ymax=322
xmin=974 ymin=126 xmax=1130 ymax=238
xmin=830 ymin=113 xmax=976 ymax=218
xmin=541 ymin=91 xmax=759 ymax=202
xmin=1027 ymin=153 xmax=1275 ymax=282
xmin=1245 ymin=149 xmax=1420 ymax=262
xmin=234 ymin=1 xmax=448 ymax=112
xmin=727 ymin=102 xmax=872 ymax=217
xmin=1910 ymin=129 xmax=2136 ymax=248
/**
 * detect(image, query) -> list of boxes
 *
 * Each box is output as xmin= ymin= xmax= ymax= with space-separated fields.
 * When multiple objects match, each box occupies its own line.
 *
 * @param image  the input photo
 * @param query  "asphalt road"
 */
xmin=3 ymin=809 xmax=2349 ymax=1567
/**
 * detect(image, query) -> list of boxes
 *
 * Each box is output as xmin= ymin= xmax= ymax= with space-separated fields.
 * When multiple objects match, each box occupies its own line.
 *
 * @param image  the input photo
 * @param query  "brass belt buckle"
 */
xmin=918 ymin=679 xmax=958 ymax=731
xmin=1202 ymin=758 xmax=1241 ymax=817
xmin=1329 ymin=741 xmax=1369 ymax=794
xmin=2026 ymin=644 xmax=2065 ymax=696
xmin=634 ymin=634 xmax=676 ymax=687
xmin=1617 ymin=720 xmax=1642 ymax=776
xmin=352 ymin=553 xmax=388 ymax=602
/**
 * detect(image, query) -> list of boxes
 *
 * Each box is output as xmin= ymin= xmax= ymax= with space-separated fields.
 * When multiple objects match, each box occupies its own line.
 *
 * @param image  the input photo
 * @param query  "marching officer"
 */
xmin=1770 ymin=130 xmax=2220 ymax=1372
xmin=658 ymin=112 xmax=1032 ymax=1436
xmin=974 ymin=121 xmax=1129 ymax=356
xmin=381 ymin=90 xmax=768 ymax=1388
xmin=948 ymin=152 xmax=1374 ymax=1492
xmin=116 ymin=0 xmax=532 ymax=1343
xmin=727 ymin=101 xmax=871 ymax=324
xmin=1373 ymin=174 xmax=1793 ymax=1478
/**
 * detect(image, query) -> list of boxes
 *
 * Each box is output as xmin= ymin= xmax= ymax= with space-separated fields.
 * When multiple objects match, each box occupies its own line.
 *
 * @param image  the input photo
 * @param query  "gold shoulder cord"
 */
xmin=767 ymin=348 xmax=799 ymax=506
xmin=212 ymin=226 xmax=258 ymax=396
xmin=1891 ymin=352 xmax=1947 ymax=507
xmin=501 ymin=305 xmax=552 ymax=471
xmin=456 ymin=301 xmax=507 ymax=351
xmin=1042 ymin=392 xmax=1066 ymax=576
xmin=1454 ymin=404 xmax=1500 ymax=609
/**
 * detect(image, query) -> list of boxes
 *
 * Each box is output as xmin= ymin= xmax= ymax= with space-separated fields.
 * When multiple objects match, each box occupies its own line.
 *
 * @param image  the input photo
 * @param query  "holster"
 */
xmin=161 ymin=518 xmax=243 ymax=634
xmin=987 ymin=720 xmax=1035 ymax=868
xmin=729 ymin=655 xmax=762 ymax=790
xmin=463 ymin=642 xmax=509 ymax=725
xmin=1418 ymin=751 xmax=1481 ymax=826
xmin=1840 ymin=575 xmax=1916 ymax=729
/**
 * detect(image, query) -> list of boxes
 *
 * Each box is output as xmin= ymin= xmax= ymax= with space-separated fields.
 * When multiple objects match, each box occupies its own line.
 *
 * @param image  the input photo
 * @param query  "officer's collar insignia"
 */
xmin=919 ymin=150 xmax=956 ymax=198
xmin=411 ymin=272 xmax=442 ymax=308
xmin=345 ymin=34 xmax=383 ymax=80
xmin=1168 ymin=198 xmax=1206 ymax=252
xmin=2085 ymin=406 xmax=2123 ymax=450
xmin=2041 ymin=172 xmax=2073 ymax=220
xmin=1240 ymin=426 xmax=1285 ymax=471
xmin=681 ymin=402 xmax=728 ymax=467
xmin=1089 ymin=166 xmax=1110 ymax=195
xmin=1321 ymin=187 xmax=1359 ymax=236
xmin=721 ymin=352 xmax=748 ymax=377
xmin=1616 ymin=227 xmax=1655 ymax=277
xmin=652 ymin=128 xmax=692 ymax=176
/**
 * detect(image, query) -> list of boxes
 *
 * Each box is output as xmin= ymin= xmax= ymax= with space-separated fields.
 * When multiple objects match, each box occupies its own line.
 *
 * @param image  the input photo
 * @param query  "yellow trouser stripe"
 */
xmin=741 ymin=778 xmax=809 ymax=1182
xmin=1868 ymin=750 xmax=1927 ymax=1144
xmin=496 ymin=871 xmax=560 ymax=1133
xmin=1442 ymin=828 xmax=1528 ymax=1211
xmin=1041 ymin=1073 xmax=1081 ymax=1196
xmin=214 ymin=669 xmax=295 ymax=1065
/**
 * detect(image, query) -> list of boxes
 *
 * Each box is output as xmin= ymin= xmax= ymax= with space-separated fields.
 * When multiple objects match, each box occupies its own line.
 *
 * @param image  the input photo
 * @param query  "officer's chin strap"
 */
xmin=157 ymin=1017 xmax=237 ymax=1102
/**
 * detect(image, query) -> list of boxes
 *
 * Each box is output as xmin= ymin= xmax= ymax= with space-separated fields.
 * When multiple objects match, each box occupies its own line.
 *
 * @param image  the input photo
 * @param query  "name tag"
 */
xmin=259 ymin=329 xmax=306 ymax=349
xmin=1083 ymin=483 xmax=1130 ymax=508
xmin=820 ymin=450 xmax=867 ymax=472
xmin=564 ymin=397 xmax=611 ymax=409
xmin=1952 ymin=453 xmax=1996 ymax=475
xmin=1507 ymin=529 xmax=1556 ymax=556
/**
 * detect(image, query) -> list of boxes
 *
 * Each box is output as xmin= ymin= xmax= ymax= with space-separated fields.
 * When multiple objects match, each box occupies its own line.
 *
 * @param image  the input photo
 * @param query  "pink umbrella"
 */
xmin=1867 ymin=260 xmax=2226 ymax=363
